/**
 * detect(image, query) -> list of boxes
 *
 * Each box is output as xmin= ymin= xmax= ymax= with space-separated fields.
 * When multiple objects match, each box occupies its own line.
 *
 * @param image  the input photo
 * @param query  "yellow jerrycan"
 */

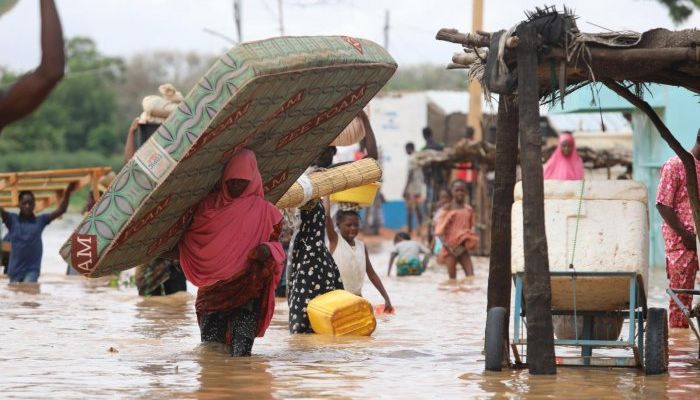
xmin=308 ymin=290 xmax=376 ymax=336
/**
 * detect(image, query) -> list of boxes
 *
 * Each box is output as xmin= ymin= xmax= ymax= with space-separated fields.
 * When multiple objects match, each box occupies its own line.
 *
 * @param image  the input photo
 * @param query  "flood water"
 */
xmin=0 ymin=214 xmax=698 ymax=399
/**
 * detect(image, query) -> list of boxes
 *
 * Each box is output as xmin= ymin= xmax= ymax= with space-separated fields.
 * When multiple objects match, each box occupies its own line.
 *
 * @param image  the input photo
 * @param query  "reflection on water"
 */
xmin=0 ymin=226 xmax=699 ymax=398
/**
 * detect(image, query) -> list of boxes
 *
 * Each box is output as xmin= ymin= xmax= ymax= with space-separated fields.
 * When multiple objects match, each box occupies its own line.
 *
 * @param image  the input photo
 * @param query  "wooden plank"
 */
xmin=3 ymin=184 xmax=71 ymax=192
xmin=0 ymin=167 xmax=110 ymax=209
xmin=550 ymin=276 xmax=631 ymax=311
xmin=486 ymin=94 xmax=519 ymax=369
xmin=14 ymin=173 xmax=93 ymax=186
xmin=13 ymin=176 xmax=88 ymax=185
xmin=12 ymin=167 xmax=111 ymax=178
xmin=517 ymin=23 xmax=556 ymax=375
xmin=0 ymin=173 xmax=17 ymax=191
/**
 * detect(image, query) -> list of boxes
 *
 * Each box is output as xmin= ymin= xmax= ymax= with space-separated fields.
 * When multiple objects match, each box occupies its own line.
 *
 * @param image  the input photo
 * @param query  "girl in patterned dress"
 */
xmin=287 ymin=147 xmax=345 ymax=334
xmin=287 ymin=199 xmax=344 ymax=333
xmin=434 ymin=180 xmax=479 ymax=278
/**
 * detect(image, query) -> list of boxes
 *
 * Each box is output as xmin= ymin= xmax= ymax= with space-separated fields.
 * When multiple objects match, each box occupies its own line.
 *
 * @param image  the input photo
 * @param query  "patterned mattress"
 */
xmin=60 ymin=36 xmax=396 ymax=277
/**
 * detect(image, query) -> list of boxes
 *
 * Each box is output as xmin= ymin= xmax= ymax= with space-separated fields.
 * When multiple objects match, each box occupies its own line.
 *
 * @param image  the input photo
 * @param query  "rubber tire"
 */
xmin=485 ymin=306 xmax=507 ymax=371
xmin=644 ymin=307 xmax=669 ymax=375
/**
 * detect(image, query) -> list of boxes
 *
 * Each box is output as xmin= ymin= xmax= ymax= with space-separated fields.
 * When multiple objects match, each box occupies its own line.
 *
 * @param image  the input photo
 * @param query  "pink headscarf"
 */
xmin=543 ymin=133 xmax=584 ymax=180
xmin=179 ymin=149 xmax=284 ymax=288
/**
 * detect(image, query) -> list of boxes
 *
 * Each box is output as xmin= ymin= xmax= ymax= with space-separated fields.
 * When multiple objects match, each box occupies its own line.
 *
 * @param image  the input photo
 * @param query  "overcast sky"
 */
xmin=1 ymin=0 xmax=698 ymax=72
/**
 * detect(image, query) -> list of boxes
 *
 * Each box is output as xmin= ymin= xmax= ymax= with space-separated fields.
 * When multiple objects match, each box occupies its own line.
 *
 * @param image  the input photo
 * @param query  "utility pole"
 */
xmin=233 ymin=0 xmax=242 ymax=42
xmin=278 ymin=0 xmax=285 ymax=36
xmin=383 ymin=9 xmax=390 ymax=49
xmin=469 ymin=0 xmax=487 ymax=258
xmin=468 ymin=0 xmax=484 ymax=140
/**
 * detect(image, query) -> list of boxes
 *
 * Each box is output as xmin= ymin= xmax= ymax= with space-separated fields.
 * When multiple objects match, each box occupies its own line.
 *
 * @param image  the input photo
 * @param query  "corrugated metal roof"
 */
xmin=425 ymin=90 xmax=498 ymax=115
xmin=546 ymin=112 xmax=632 ymax=133
xmin=383 ymin=91 xmax=631 ymax=134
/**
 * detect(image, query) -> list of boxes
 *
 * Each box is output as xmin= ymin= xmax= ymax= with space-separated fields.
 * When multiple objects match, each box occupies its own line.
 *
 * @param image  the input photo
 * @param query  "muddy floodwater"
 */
xmin=0 ymin=214 xmax=699 ymax=399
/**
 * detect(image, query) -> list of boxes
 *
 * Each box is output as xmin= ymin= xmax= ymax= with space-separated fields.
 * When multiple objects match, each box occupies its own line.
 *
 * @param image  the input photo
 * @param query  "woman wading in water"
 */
xmin=178 ymin=149 xmax=285 ymax=356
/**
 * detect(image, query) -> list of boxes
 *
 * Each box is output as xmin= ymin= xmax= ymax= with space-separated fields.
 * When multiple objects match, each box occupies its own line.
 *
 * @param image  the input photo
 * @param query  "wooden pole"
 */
xmin=516 ymin=23 xmax=557 ymax=375
xmin=278 ymin=0 xmax=284 ymax=36
xmin=469 ymin=0 xmax=486 ymax=255
xmin=603 ymin=80 xmax=700 ymax=240
xmin=468 ymin=0 xmax=484 ymax=141
xmin=383 ymin=9 xmax=390 ymax=50
xmin=486 ymin=94 xmax=519 ymax=368
xmin=233 ymin=0 xmax=242 ymax=42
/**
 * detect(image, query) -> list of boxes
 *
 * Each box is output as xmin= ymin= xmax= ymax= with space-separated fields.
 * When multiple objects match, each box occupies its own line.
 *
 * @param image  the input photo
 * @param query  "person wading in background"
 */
xmin=656 ymin=129 xmax=700 ymax=328
xmin=403 ymin=142 xmax=424 ymax=236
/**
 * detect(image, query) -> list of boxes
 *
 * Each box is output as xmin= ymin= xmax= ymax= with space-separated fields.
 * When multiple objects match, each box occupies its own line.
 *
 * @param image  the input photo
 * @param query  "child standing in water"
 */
xmin=325 ymin=199 xmax=393 ymax=313
xmin=434 ymin=180 xmax=478 ymax=278
xmin=1 ymin=183 xmax=76 ymax=283
xmin=431 ymin=188 xmax=452 ymax=256
xmin=387 ymin=232 xmax=430 ymax=276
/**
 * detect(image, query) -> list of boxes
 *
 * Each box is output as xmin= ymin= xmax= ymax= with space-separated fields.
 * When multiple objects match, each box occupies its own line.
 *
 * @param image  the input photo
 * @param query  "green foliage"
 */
xmin=657 ymin=0 xmax=700 ymax=23
xmin=0 ymin=37 xmax=215 ymax=174
xmin=0 ymin=37 xmax=124 ymax=159
xmin=86 ymin=124 xmax=119 ymax=155
xmin=384 ymin=63 xmax=468 ymax=92
xmin=0 ymin=150 xmax=123 ymax=172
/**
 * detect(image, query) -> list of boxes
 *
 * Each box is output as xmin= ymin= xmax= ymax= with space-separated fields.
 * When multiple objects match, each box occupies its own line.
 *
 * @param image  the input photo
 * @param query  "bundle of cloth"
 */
xmin=138 ymin=83 xmax=184 ymax=124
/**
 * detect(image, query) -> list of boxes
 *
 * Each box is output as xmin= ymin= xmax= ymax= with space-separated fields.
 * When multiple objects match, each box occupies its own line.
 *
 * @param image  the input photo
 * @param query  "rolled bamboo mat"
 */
xmin=275 ymin=158 xmax=382 ymax=209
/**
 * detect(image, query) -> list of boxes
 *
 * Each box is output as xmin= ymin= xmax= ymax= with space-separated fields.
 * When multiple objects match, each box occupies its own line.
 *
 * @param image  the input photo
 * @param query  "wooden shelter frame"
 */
xmin=437 ymin=7 xmax=700 ymax=374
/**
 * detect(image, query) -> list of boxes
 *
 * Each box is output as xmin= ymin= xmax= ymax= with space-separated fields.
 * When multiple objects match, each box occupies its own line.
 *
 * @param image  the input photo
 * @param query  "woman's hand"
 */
xmin=128 ymin=117 xmax=139 ymax=136
xmin=383 ymin=302 xmax=395 ymax=314
xmin=253 ymin=244 xmax=271 ymax=263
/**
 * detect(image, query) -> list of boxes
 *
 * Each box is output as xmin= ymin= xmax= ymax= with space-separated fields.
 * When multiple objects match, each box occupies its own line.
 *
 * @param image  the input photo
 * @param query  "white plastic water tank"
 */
xmin=511 ymin=180 xmax=649 ymax=311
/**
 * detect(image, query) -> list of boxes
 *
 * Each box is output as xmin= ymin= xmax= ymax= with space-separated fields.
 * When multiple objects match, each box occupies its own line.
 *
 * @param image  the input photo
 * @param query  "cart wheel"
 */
xmin=644 ymin=307 xmax=668 ymax=375
xmin=485 ymin=306 xmax=506 ymax=371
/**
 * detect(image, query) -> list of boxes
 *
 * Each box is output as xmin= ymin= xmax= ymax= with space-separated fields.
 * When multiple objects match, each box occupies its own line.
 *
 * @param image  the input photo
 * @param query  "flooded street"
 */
xmin=0 ymin=214 xmax=699 ymax=399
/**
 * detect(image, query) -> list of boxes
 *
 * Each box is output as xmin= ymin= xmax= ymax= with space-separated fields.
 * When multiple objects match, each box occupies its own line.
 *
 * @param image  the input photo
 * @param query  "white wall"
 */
xmin=367 ymin=93 xmax=428 ymax=201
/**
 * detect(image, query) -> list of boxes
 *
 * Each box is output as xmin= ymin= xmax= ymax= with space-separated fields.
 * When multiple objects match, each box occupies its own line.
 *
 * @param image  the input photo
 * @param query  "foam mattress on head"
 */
xmin=60 ymin=36 xmax=396 ymax=278
xmin=511 ymin=180 xmax=649 ymax=290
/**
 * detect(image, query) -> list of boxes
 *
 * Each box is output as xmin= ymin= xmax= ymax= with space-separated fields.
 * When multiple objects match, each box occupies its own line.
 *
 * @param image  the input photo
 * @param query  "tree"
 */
xmin=384 ymin=63 xmax=468 ymax=91
xmin=116 ymin=51 xmax=215 ymax=122
xmin=0 ymin=37 xmax=124 ymax=158
xmin=657 ymin=0 xmax=700 ymax=23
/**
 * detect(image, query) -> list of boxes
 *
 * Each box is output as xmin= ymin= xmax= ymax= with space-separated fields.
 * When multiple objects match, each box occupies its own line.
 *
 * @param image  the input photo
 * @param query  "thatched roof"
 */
xmin=437 ymin=8 xmax=700 ymax=98
xmin=553 ymin=28 xmax=700 ymax=94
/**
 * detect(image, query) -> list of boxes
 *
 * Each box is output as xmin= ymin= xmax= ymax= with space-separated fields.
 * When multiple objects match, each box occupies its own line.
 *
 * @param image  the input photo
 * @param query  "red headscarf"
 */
xmin=543 ymin=133 xmax=584 ymax=180
xmin=179 ymin=149 xmax=284 ymax=287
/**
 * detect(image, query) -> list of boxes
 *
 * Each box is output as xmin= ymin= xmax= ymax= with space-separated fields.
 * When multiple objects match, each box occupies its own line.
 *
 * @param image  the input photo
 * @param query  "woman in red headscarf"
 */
xmin=179 ymin=149 xmax=285 ymax=356
xmin=543 ymin=132 xmax=584 ymax=180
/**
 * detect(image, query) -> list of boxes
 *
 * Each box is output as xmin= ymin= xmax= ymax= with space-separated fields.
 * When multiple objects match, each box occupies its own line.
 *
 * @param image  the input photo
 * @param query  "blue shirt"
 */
xmin=4 ymin=213 xmax=51 ymax=281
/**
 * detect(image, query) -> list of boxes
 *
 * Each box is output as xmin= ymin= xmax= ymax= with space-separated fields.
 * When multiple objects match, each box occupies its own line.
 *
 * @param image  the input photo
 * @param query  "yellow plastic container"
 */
xmin=308 ymin=290 xmax=376 ymax=336
xmin=329 ymin=182 xmax=381 ymax=207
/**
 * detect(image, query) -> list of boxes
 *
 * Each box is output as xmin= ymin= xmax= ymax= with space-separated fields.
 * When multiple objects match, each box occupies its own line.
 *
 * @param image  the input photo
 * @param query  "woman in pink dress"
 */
xmin=543 ymin=132 xmax=584 ymax=180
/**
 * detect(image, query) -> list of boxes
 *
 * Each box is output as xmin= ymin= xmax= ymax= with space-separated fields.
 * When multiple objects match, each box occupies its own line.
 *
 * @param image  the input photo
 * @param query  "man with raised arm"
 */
xmin=0 ymin=0 xmax=64 ymax=132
